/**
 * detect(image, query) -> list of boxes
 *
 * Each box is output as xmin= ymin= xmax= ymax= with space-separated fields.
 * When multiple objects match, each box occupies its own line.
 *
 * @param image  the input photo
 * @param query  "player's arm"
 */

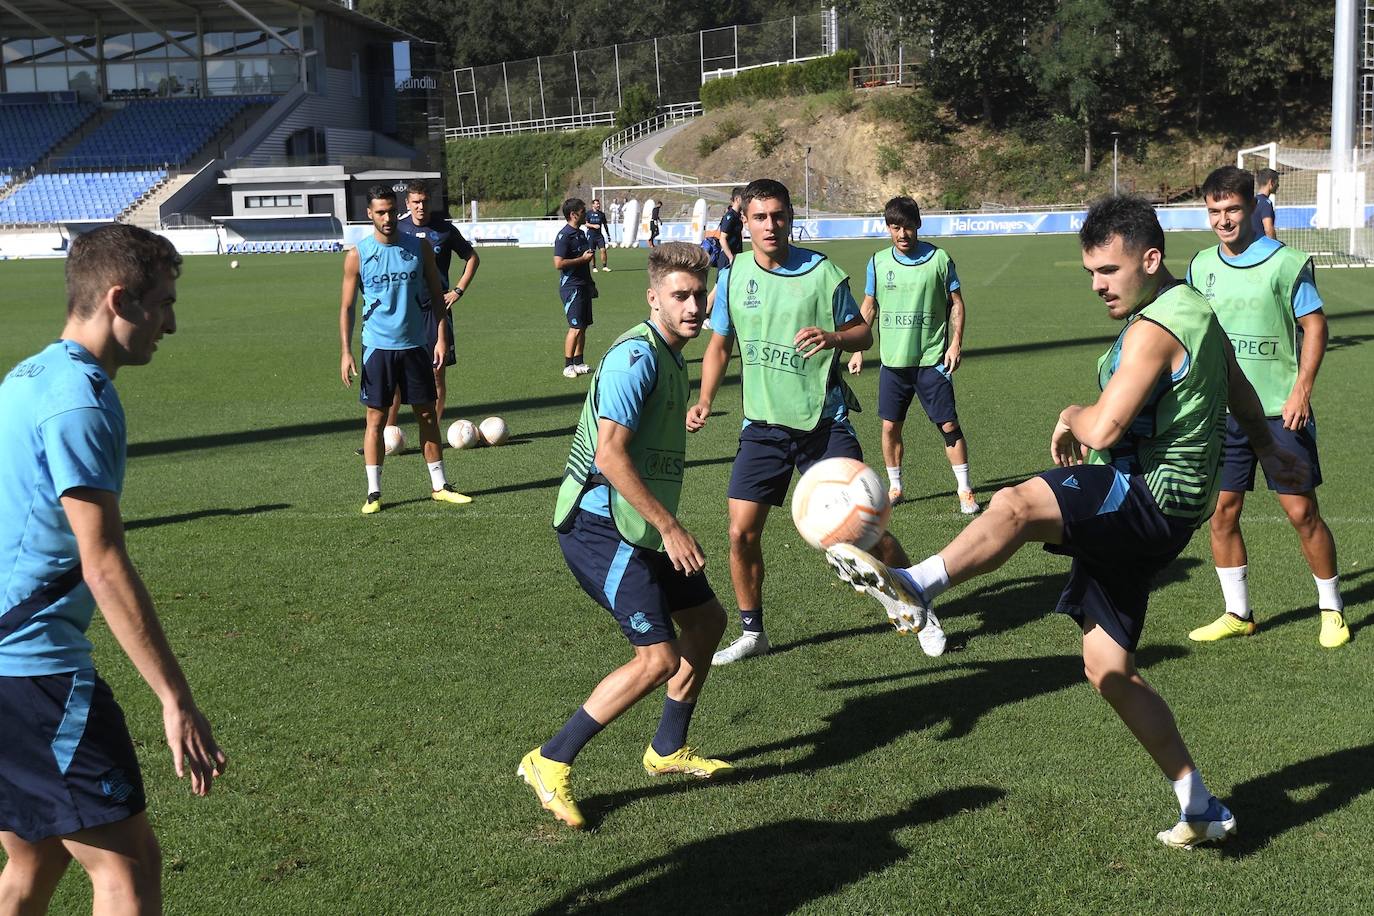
xmin=339 ymin=248 xmax=361 ymax=386
xmin=1262 ymin=215 xmax=1277 ymax=240
xmin=62 ymin=488 xmax=226 ymax=796
xmin=944 ymin=289 xmax=966 ymax=373
xmin=446 ymin=245 xmax=479 ymax=307
xmin=797 ymin=278 xmax=871 ymax=358
xmin=688 ymin=331 xmax=733 ymax=432
xmin=1224 ymin=336 xmax=1307 ymax=488
xmin=848 ymin=295 xmax=878 ymax=374
xmin=420 ymin=245 xmax=449 ymax=367
xmin=594 ymin=419 xmax=705 ymax=574
xmin=1282 ymin=309 xmax=1327 ymax=430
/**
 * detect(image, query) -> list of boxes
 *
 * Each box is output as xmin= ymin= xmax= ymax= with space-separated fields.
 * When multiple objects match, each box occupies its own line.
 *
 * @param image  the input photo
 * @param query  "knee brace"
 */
xmin=940 ymin=424 xmax=964 ymax=448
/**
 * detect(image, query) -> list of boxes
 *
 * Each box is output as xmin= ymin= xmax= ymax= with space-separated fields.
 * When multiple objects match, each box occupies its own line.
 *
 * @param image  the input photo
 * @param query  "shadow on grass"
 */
xmin=1221 ymin=743 xmax=1374 ymax=859
xmin=124 ymin=503 xmax=291 ymax=531
xmin=532 ymin=786 xmax=1005 ymax=915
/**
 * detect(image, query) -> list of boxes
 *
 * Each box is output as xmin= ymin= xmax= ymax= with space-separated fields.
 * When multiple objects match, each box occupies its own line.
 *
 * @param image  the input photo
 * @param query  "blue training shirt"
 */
xmin=0 ymin=340 xmax=126 ymax=675
xmin=554 ymin=224 xmax=593 ymax=290
xmin=398 ymin=213 xmax=473 ymax=295
xmin=584 ymin=210 xmax=607 ymax=236
xmin=357 ymin=233 xmax=428 ymax=351
xmin=1186 ymin=236 xmax=1322 ymax=318
xmin=1251 ymin=194 xmax=1276 ymax=237
xmin=710 ymin=246 xmax=861 ymax=425
xmin=864 ymin=241 xmax=961 ymax=297
xmin=578 ymin=322 xmax=682 ymax=517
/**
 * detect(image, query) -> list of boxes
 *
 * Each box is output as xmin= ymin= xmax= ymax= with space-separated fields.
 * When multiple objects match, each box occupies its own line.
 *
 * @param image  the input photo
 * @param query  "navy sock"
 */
xmin=541 ymin=706 xmax=604 ymax=764
xmin=564 ymin=356 xmax=576 ymax=367
xmin=651 ymin=697 xmax=697 ymax=756
xmin=739 ymin=608 xmax=764 ymax=634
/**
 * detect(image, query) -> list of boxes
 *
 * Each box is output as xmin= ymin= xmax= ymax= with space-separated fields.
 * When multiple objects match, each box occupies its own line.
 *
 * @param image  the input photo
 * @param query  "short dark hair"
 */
xmin=741 ymin=178 xmax=791 ymax=214
xmin=590 ymin=198 xmax=601 ymax=205
xmin=730 ymin=186 xmax=744 ymax=201
xmin=367 ymin=185 xmax=397 ymax=206
xmin=1201 ymin=166 xmax=1254 ymax=205
xmin=884 ymin=196 xmax=922 ymax=229
xmin=1255 ymin=168 xmax=1280 ymax=191
xmin=404 ymin=180 xmax=429 ymax=199
xmin=66 ymin=224 xmax=182 ymax=319
xmin=562 ymin=197 xmax=586 ymax=219
xmin=1078 ymin=195 xmax=1165 ymax=256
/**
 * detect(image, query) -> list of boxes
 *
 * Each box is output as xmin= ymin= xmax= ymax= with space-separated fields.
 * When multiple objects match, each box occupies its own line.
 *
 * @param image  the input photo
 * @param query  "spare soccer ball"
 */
xmin=447 ymin=419 xmax=479 ymax=450
xmin=229 ymin=260 xmax=239 ymax=269
xmin=791 ymin=457 xmax=891 ymax=550
xmin=383 ymin=425 xmax=406 ymax=455
xmin=479 ymin=416 xmax=509 ymax=446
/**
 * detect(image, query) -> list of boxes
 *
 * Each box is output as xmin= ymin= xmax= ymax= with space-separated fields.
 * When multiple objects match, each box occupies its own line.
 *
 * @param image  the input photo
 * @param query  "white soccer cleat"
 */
xmin=1156 ymin=798 xmax=1236 ymax=849
xmin=562 ymin=365 xmax=579 ymax=379
xmin=916 ymin=609 xmax=947 ymax=657
xmin=573 ymin=363 xmax=592 ymax=375
xmin=711 ymin=631 xmax=769 ymax=665
xmin=825 ymin=543 xmax=930 ymax=637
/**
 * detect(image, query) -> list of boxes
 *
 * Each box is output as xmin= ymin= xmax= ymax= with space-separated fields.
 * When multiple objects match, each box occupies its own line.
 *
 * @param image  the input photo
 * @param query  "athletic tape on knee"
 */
xmin=941 ymin=424 xmax=963 ymax=447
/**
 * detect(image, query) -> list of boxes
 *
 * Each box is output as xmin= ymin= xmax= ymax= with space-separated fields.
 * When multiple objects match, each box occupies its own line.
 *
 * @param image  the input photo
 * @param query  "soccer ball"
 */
xmin=791 ymin=457 xmax=891 ymax=550
xmin=229 ymin=260 xmax=239 ymax=269
xmin=478 ymin=416 xmax=509 ymax=446
xmin=447 ymin=419 xmax=480 ymax=450
xmin=382 ymin=425 xmax=406 ymax=455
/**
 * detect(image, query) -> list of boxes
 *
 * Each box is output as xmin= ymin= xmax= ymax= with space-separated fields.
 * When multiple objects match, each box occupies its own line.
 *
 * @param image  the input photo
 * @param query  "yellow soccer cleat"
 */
xmin=430 ymin=484 xmax=473 ymax=505
xmin=1188 ymin=613 xmax=1256 ymax=642
xmin=361 ymin=492 xmax=382 ymax=515
xmin=1319 ymin=610 xmax=1350 ymax=648
xmin=1156 ymin=798 xmax=1237 ymax=849
xmin=643 ymin=745 xmax=735 ymax=779
xmin=517 ymin=748 xmax=584 ymax=829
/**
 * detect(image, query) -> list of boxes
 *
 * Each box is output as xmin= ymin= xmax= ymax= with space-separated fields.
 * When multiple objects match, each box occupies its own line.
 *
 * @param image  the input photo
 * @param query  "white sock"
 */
xmin=907 ymin=555 xmax=950 ymax=601
xmin=1171 ymin=770 xmax=1210 ymax=816
xmin=427 ymin=460 xmax=446 ymax=491
xmin=365 ymin=465 xmax=382 ymax=495
xmin=886 ymin=466 xmax=902 ymax=491
xmin=1215 ymin=566 xmax=1251 ymax=619
xmin=952 ymin=463 xmax=971 ymax=492
xmin=1314 ymin=574 xmax=1343 ymax=612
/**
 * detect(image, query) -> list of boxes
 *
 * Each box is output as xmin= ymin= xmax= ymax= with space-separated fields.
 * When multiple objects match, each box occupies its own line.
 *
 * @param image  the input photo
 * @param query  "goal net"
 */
xmin=1237 ymin=143 xmax=1373 ymax=266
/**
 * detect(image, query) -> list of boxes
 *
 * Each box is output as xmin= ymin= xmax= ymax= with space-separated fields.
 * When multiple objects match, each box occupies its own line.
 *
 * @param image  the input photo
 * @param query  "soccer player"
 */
xmin=821 ymin=195 xmax=1304 ymax=848
xmin=1187 ymin=166 xmax=1346 ymax=647
xmin=0 ymin=225 xmax=226 ymax=911
xmin=520 ymin=243 xmax=732 ymax=829
xmin=847 ymin=196 xmax=979 ymax=514
xmin=387 ymin=179 xmax=480 ymax=425
xmin=689 ymin=178 xmax=947 ymax=664
xmin=608 ymin=197 xmax=623 ymax=245
xmin=1251 ymin=168 xmax=1279 ymax=240
xmin=554 ymin=197 xmax=596 ymax=379
xmin=717 ymin=187 xmax=744 ymax=268
xmin=648 ymin=201 xmax=663 ymax=247
xmin=585 ymin=197 xmax=611 ymax=272
xmin=339 ymin=185 xmax=472 ymax=514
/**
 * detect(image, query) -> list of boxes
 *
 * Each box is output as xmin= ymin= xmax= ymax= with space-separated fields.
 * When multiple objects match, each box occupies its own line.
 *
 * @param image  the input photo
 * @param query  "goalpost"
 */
xmin=593 ymin=181 xmax=742 ymax=248
xmin=1238 ymin=143 xmax=1373 ymax=267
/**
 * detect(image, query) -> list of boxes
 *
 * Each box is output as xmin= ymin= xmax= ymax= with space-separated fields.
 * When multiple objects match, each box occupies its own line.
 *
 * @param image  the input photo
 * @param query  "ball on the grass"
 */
xmin=382 ymin=425 xmax=406 ymax=455
xmin=447 ymin=419 xmax=479 ymax=450
xmin=791 ymin=457 xmax=891 ymax=550
xmin=478 ymin=416 xmax=509 ymax=446
xmin=230 ymin=260 xmax=239 ymax=269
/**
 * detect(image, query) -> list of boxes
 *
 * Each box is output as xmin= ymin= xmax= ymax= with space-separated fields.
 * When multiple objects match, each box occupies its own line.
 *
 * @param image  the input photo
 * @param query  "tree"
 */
xmin=1034 ymin=0 xmax=1114 ymax=174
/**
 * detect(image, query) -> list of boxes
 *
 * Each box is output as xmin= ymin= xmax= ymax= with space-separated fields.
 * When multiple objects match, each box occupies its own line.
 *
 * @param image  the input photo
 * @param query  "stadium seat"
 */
xmin=59 ymin=98 xmax=252 ymax=169
xmin=0 ymin=170 xmax=167 ymax=224
xmin=0 ymin=102 xmax=99 ymax=172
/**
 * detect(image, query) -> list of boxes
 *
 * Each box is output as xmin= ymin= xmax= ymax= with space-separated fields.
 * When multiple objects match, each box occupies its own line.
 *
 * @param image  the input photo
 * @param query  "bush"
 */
xmin=869 ymin=90 xmax=947 ymax=144
xmin=616 ymin=83 xmax=657 ymax=129
xmin=826 ymin=89 xmax=859 ymax=115
xmin=875 ymin=144 xmax=906 ymax=178
xmin=750 ymin=116 xmax=785 ymax=158
xmin=446 ymin=128 xmax=613 ymax=206
xmin=696 ymin=116 xmax=743 ymax=158
xmin=701 ymin=50 xmax=859 ymax=109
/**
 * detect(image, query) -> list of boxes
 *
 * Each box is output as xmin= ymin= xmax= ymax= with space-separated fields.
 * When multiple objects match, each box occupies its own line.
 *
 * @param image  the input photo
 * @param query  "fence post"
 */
xmin=614 ymin=44 xmax=622 ymax=107
xmin=573 ymin=51 xmax=582 ymax=116
xmin=792 ymin=16 xmax=797 ymax=61
xmin=654 ymin=38 xmax=662 ymax=99
xmin=537 ymin=57 xmax=547 ymax=119
xmin=503 ymin=62 xmax=513 ymax=121
xmin=453 ymin=70 xmax=465 ymax=127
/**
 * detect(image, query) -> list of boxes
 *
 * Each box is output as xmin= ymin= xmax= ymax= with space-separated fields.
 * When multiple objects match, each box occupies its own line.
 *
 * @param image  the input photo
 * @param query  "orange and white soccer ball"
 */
xmin=791 ymin=457 xmax=891 ymax=550
xmin=447 ymin=419 xmax=479 ymax=450
xmin=382 ymin=425 xmax=406 ymax=455
xmin=478 ymin=416 xmax=509 ymax=446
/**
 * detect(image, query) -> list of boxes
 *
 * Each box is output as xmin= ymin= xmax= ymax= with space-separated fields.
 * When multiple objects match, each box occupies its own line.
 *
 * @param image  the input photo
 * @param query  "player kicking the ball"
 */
xmin=340 ymin=185 xmax=472 ymax=514
xmin=519 ymin=243 xmax=732 ymax=830
xmin=824 ymin=196 xmax=1304 ymax=847
xmin=848 ymin=196 xmax=979 ymax=514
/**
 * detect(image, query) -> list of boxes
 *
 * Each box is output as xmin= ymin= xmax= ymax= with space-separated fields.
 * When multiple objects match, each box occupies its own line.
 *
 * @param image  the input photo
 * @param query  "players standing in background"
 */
xmin=717 ymin=187 xmax=744 ymax=268
xmin=386 ymin=179 xmax=480 ymax=426
xmin=521 ymin=243 xmax=731 ymax=830
xmin=690 ymin=178 xmax=946 ymax=664
xmin=340 ymin=186 xmax=472 ymax=514
xmin=648 ymin=201 xmax=663 ymax=247
xmin=585 ymin=198 xmax=611 ymax=272
xmin=0 ymin=225 xmax=226 ymax=912
xmin=608 ymin=197 xmax=623 ymax=245
xmin=1251 ymin=168 xmax=1279 ymax=240
xmin=1186 ymin=166 xmax=1346 ymax=647
xmin=554 ymin=198 xmax=596 ymax=379
xmin=848 ymin=197 xmax=979 ymax=515
xmin=824 ymin=195 xmax=1304 ymax=848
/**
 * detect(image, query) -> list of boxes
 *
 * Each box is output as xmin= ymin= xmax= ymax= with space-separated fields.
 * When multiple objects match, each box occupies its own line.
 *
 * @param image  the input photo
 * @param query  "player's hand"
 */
xmin=943 ymin=344 xmax=962 ymax=374
xmin=163 ymin=699 xmax=226 ymax=797
xmin=1281 ymin=386 xmax=1312 ymax=431
xmin=443 ymin=290 xmax=460 ymax=308
xmin=794 ymin=326 xmax=836 ymax=359
xmin=341 ymin=353 xmax=356 ymax=388
xmin=1051 ymin=410 xmax=1085 ymax=467
xmin=583 ymin=251 xmax=595 ymax=263
xmin=434 ymin=340 xmax=448 ymax=368
xmin=686 ymin=402 xmax=710 ymax=432
xmin=847 ymin=352 xmax=863 ymax=375
xmin=660 ymin=521 xmax=706 ymax=575
xmin=1257 ymin=443 xmax=1308 ymax=490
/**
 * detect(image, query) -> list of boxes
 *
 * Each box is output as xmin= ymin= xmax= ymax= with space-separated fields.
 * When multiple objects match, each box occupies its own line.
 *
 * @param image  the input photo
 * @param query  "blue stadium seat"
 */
xmin=0 ymin=102 xmax=99 ymax=172
xmin=61 ymin=98 xmax=250 ymax=169
xmin=0 ymin=170 xmax=166 ymax=224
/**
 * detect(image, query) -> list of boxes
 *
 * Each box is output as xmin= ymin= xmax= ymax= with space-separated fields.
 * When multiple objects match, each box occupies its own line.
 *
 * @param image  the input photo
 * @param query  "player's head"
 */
xmin=367 ymin=185 xmax=399 ymax=238
xmin=646 ymin=242 xmax=710 ymax=345
xmin=730 ymin=186 xmax=744 ymax=208
xmin=562 ymin=197 xmax=586 ymax=225
xmin=1079 ymin=195 xmax=1166 ymax=320
xmin=741 ymin=179 xmax=792 ymax=258
xmin=590 ymin=198 xmax=602 ymax=211
xmin=405 ymin=179 xmax=432 ymax=225
xmin=883 ymin=196 xmax=922 ymax=252
xmin=1201 ymin=166 xmax=1255 ymax=247
xmin=1255 ymin=167 xmax=1279 ymax=195
xmin=66 ymin=224 xmax=181 ymax=368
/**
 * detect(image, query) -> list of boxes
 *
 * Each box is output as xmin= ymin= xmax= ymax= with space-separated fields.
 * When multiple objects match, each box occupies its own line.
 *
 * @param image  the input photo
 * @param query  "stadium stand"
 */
xmin=0 ymin=102 xmax=98 ymax=172
xmin=225 ymin=239 xmax=342 ymax=253
xmin=57 ymin=97 xmax=274 ymax=169
xmin=0 ymin=170 xmax=166 ymax=223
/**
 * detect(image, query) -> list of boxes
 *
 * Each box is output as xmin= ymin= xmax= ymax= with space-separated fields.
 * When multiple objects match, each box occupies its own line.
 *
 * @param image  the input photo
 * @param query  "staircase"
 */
xmin=122 ymin=173 xmax=195 ymax=228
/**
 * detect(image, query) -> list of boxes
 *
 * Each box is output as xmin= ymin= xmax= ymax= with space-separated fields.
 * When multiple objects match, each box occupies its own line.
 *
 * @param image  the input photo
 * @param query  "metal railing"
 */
xmin=601 ymin=103 xmax=702 ymax=186
xmin=444 ymin=110 xmax=615 ymax=140
xmin=849 ymin=63 xmax=918 ymax=89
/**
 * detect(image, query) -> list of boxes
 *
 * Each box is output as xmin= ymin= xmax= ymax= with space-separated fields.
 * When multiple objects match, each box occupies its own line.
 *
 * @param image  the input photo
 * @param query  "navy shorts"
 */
xmin=878 ymin=364 xmax=957 ymax=425
xmin=359 ymin=346 xmax=437 ymax=409
xmin=560 ymin=286 xmax=594 ymax=329
xmin=0 ymin=669 xmax=147 ymax=842
xmin=558 ymin=509 xmax=716 ymax=646
xmin=1039 ymin=465 xmax=1196 ymax=653
xmin=422 ymin=304 xmax=456 ymax=368
xmin=728 ymin=420 xmax=864 ymax=507
xmin=1220 ymin=415 xmax=1322 ymax=494
xmin=587 ymin=230 xmax=606 ymax=251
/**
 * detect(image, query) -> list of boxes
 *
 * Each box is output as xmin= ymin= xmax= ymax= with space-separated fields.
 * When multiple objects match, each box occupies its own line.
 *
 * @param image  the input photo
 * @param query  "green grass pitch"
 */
xmin=2 ymin=234 xmax=1371 ymax=914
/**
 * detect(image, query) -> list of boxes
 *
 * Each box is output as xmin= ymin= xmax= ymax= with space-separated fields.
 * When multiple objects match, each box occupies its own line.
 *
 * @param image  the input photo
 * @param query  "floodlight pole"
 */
xmin=544 ymin=163 xmax=550 ymax=215
xmin=1111 ymin=131 xmax=1120 ymax=194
